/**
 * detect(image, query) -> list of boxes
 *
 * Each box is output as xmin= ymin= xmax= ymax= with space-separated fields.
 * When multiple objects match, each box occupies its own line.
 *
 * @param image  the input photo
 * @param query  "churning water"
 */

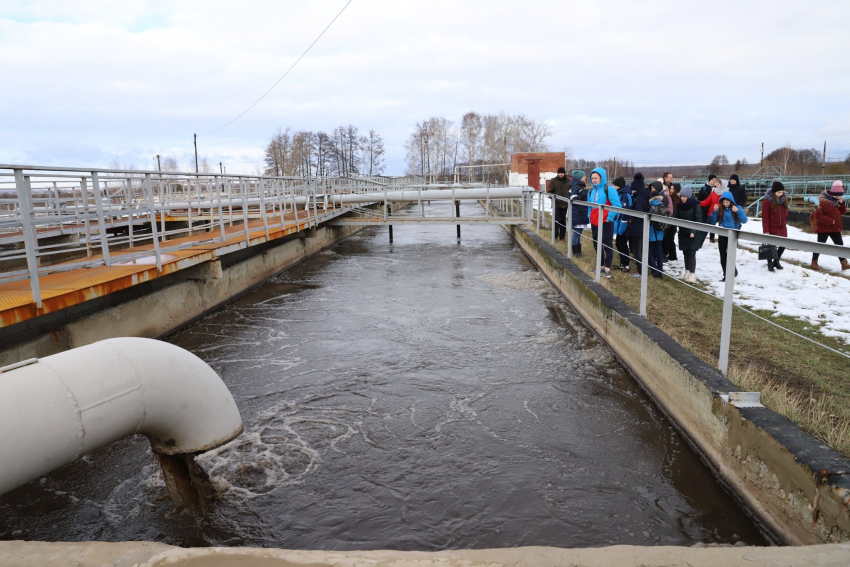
xmin=0 ymin=201 xmax=767 ymax=549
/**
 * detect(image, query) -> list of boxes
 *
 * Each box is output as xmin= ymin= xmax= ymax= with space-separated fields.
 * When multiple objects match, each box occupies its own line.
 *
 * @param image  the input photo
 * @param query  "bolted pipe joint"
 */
xmin=0 ymin=338 xmax=242 ymax=497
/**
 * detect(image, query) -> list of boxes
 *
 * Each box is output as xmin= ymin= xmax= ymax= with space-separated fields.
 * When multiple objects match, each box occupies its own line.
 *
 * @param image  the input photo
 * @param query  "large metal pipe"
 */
xmin=0 ymin=338 xmax=242 ymax=497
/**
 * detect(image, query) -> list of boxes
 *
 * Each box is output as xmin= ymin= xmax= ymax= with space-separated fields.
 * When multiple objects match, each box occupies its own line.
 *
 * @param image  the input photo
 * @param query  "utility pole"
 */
xmin=194 ymin=133 xmax=199 ymax=173
xmin=760 ymin=143 xmax=764 ymax=169
xmin=822 ymin=141 xmax=827 ymax=175
xmin=156 ymin=155 xmax=162 ymax=172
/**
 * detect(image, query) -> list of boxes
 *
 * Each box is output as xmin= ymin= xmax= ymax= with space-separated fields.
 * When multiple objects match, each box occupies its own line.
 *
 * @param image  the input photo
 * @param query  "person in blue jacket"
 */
xmin=568 ymin=170 xmax=589 ymax=256
xmin=707 ymin=191 xmax=748 ymax=281
xmin=611 ymin=176 xmax=632 ymax=271
xmin=588 ymin=167 xmax=622 ymax=278
xmin=624 ymin=172 xmax=651 ymax=278
xmin=647 ymin=191 xmax=667 ymax=279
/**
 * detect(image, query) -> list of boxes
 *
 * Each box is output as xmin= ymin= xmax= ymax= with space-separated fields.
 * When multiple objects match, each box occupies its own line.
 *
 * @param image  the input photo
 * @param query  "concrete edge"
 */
xmin=3 ymin=541 xmax=850 ymax=567
xmin=506 ymin=225 xmax=850 ymax=545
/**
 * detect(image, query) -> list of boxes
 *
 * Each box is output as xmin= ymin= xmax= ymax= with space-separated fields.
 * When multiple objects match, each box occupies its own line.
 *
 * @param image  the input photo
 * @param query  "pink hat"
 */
xmin=832 ymin=180 xmax=845 ymax=195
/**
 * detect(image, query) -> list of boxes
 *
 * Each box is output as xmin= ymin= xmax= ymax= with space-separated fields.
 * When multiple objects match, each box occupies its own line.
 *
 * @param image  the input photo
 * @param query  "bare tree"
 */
xmin=161 ymin=156 xmax=180 ymax=172
xmin=362 ymin=129 xmax=385 ymax=175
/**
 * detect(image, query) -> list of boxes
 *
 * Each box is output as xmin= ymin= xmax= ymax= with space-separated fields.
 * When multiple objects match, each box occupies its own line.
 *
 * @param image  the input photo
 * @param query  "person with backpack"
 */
xmin=547 ymin=167 xmax=571 ymax=241
xmin=569 ymin=170 xmax=589 ymax=256
xmin=700 ymin=178 xmax=726 ymax=243
xmin=707 ymin=191 xmax=748 ymax=281
xmin=761 ymin=180 xmax=788 ymax=272
xmin=811 ymin=180 xmax=849 ymax=271
xmin=647 ymin=189 xmax=667 ymax=279
xmin=612 ymin=176 xmax=632 ymax=271
xmin=625 ymin=172 xmax=651 ymax=278
xmin=674 ymin=185 xmax=704 ymax=283
xmin=728 ymin=174 xmax=748 ymax=208
xmin=588 ymin=167 xmax=622 ymax=278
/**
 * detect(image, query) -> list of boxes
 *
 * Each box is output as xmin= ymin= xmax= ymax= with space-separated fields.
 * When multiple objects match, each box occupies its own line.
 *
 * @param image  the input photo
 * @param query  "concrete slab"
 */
xmin=1 ymin=541 xmax=849 ymax=567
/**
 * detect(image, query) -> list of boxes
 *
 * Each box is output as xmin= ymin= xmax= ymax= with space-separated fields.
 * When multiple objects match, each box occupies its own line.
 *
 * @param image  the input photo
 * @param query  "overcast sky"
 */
xmin=2 ymin=0 xmax=849 ymax=175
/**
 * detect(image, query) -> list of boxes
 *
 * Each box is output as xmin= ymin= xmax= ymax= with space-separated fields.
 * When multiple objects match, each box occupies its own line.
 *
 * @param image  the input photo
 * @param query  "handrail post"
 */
xmin=80 ymin=177 xmax=93 ymax=257
xmin=14 ymin=169 xmax=42 ymax=308
xmin=90 ymin=171 xmax=111 ymax=266
xmin=214 ymin=175 xmax=226 ymax=241
xmin=595 ymin=203 xmax=603 ymax=282
xmin=143 ymin=173 xmax=162 ymax=273
xmin=536 ymin=191 xmax=542 ymax=234
xmin=640 ymin=212 xmax=650 ymax=316
xmin=566 ymin=199 xmax=573 ymax=259
xmin=240 ymin=178 xmax=250 ymax=244
xmin=550 ymin=195 xmax=556 ymax=246
xmin=259 ymin=177 xmax=270 ymax=240
xmin=718 ymin=229 xmax=738 ymax=375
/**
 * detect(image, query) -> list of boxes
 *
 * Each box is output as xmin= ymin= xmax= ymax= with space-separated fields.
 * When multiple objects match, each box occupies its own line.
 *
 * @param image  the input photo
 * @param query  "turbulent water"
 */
xmin=0 ymin=201 xmax=767 ymax=549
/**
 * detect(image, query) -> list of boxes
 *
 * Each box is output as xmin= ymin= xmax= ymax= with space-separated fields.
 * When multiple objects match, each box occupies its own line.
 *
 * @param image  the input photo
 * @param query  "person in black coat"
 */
xmin=697 ymin=174 xmax=718 ymax=242
xmin=547 ymin=167 xmax=571 ymax=240
xmin=728 ymin=174 xmax=747 ymax=209
xmin=624 ymin=172 xmax=651 ymax=277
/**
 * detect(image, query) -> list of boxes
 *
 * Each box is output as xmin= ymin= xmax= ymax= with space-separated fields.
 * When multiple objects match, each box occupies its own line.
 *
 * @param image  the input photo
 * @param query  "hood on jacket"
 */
xmin=720 ymin=191 xmax=737 ymax=206
xmin=590 ymin=167 xmax=608 ymax=191
xmin=765 ymin=189 xmax=786 ymax=206
xmin=649 ymin=181 xmax=663 ymax=193
xmin=631 ymin=175 xmax=646 ymax=193
xmin=729 ymin=174 xmax=741 ymax=186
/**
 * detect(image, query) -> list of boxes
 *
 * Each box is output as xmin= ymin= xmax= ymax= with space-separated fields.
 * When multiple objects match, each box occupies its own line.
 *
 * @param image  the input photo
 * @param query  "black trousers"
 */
xmin=683 ymin=250 xmax=696 ymax=272
xmin=813 ymin=233 xmax=846 ymax=262
xmin=663 ymin=226 xmax=678 ymax=260
xmin=628 ymin=235 xmax=643 ymax=274
xmin=554 ymin=207 xmax=567 ymax=240
xmin=615 ymin=233 xmax=630 ymax=267
xmin=718 ymin=236 xmax=738 ymax=275
xmin=591 ymin=222 xmax=616 ymax=268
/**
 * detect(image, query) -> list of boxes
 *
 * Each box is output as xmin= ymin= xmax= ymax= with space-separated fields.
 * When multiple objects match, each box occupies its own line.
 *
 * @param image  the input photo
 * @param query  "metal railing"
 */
xmin=0 ymin=164 xmax=429 ymax=308
xmin=515 ymin=189 xmax=850 ymax=376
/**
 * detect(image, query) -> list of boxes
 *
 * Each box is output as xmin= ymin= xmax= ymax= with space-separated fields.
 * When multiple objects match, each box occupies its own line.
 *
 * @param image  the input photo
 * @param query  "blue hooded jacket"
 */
xmin=613 ymin=184 xmax=632 ymax=235
xmin=568 ymin=177 xmax=589 ymax=227
xmin=587 ymin=167 xmax=622 ymax=225
xmin=707 ymin=191 xmax=748 ymax=229
xmin=647 ymin=195 xmax=666 ymax=241
xmin=624 ymin=175 xmax=651 ymax=237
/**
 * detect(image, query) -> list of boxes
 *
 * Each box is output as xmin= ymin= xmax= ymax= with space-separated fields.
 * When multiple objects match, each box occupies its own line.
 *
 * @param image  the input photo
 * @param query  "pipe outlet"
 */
xmin=0 ymin=338 xmax=242 ymax=497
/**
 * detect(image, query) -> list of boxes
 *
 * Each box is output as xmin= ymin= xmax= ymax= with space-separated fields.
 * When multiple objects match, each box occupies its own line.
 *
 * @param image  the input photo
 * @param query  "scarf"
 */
xmin=765 ymin=190 xmax=786 ymax=206
xmin=821 ymin=190 xmax=842 ymax=207
xmin=713 ymin=180 xmax=726 ymax=196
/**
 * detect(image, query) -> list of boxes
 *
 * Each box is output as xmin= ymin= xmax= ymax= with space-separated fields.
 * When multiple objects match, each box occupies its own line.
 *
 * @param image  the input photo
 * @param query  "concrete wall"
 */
xmin=505 ymin=225 xmax=850 ymax=546
xmin=0 ymin=223 xmax=361 ymax=366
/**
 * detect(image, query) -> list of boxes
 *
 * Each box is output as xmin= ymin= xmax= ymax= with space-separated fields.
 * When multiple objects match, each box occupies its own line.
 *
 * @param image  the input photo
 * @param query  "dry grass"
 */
xmin=535 ymin=225 xmax=850 ymax=456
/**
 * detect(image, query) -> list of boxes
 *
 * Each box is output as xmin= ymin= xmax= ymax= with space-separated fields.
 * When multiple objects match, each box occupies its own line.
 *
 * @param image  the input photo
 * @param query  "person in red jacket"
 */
xmin=761 ymin=181 xmax=788 ymax=272
xmin=811 ymin=180 xmax=849 ymax=271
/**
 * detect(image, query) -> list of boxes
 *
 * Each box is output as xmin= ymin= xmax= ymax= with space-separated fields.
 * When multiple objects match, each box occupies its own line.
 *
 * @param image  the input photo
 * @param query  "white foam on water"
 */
xmin=477 ymin=271 xmax=550 ymax=291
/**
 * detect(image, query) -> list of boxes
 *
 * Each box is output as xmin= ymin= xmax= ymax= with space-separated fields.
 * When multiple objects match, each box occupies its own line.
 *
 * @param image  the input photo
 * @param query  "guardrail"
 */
xmin=0 ymin=164 xmax=431 ymax=309
xmin=510 ymin=189 xmax=850 ymax=376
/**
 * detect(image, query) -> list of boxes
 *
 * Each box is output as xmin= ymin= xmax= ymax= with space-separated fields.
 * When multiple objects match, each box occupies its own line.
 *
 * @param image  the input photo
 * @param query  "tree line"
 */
xmin=263 ymin=126 xmax=385 ymax=178
xmin=707 ymin=146 xmax=850 ymax=176
xmin=404 ymin=112 xmax=552 ymax=183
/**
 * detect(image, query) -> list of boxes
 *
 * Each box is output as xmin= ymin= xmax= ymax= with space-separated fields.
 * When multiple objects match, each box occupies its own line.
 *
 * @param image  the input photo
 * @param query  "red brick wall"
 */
xmin=510 ymin=152 xmax=566 ymax=175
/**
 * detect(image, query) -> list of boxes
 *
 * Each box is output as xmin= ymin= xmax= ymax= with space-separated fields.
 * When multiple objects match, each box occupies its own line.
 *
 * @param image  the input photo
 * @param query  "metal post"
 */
xmin=388 ymin=204 xmax=393 ymax=243
xmin=718 ymin=229 xmax=738 ymax=375
xmin=550 ymin=195 xmax=556 ymax=246
xmin=14 ymin=170 xmax=42 ymax=308
xmin=80 ymin=177 xmax=93 ymax=257
xmin=159 ymin=179 xmax=166 ymax=242
xmin=313 ymin=185 xmax=318 ymax=225
xmin=485 ymin=185 xmax=490 ymax=222
xmin=259 ymin=177 xmax=270 ymax=240
xmin=595 ymin=203 xmax=603 ymax=282
xmin=214 ymin=175 xmax=226 ymax=241
xmin=456 ymin=200 xmax=461 ymax=240
xmin=143 ymin=174 xmax=162 ymax=273
xmin=90 ymin=171 xmax=111 ymax=266
xmin=566 ymin=200 xmax=573 ymax=259
xmin=536 ymin=191 xmax=542 ymax=235
xmin=640 ymin=213 xmax=650 ymax=316
xmin=52 ymin=181 xmax=61 ymax=214
xmin=126 ymin=179 xmax=134 ymax=248
xmin=187 ymin=180 xmax=194 ymax=237
xmin=239 ymin=178 xmax=250 ymax=244
xmin=383 ymin=187 xmax=388 ymax=221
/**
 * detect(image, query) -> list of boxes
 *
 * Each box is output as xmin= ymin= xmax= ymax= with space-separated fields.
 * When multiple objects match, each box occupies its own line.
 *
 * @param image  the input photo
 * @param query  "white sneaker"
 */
xmin=683 ymin=271 xmax=691 ymax=282
xmin=689 ymin=272 xmax=696 ymax=283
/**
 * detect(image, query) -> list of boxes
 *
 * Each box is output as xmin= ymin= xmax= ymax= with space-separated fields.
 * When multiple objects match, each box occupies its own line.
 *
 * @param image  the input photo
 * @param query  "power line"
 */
xmin=201 ymin=0 xmax=354 ymax=136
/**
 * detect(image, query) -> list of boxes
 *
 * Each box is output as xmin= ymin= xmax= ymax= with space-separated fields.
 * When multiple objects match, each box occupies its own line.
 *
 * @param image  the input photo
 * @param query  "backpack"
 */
xmin=649 ymin=202 xmax=671 ymax=230
xmin=809 ymin=207 xmax=820 ymax=231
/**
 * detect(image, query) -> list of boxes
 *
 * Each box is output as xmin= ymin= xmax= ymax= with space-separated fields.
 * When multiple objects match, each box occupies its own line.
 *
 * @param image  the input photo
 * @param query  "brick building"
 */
xmin=509 ymin=152 xmax=566 ymax=190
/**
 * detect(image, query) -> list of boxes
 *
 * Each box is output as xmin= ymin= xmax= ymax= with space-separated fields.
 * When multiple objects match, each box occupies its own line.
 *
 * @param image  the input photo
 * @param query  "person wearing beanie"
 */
xmin=708 ymin=191 xmax=748 ymax=281
xmin=762 ymin=181 xmax=789 ymax=272
xmin=728 ymin=174 xmax=748 ymax=208
xmin=588 ymin=167 xmax=622 ymax=278
xmin=673 ymin=185 xmax=705 ymax=283
xmin=568 ymin=170 xmax=589 ymax=256
xmin=624 ymin=172 xmax=651 ymax=278
xmin=697 ymin=174 xmax=718 ymax=242
xmin=547 ymin=167 xmax=571 ymax=241
xmin=611 ymin=176 xmax=633 ymax=271
xmin=811 ymin=180 xmax=849 ymax=271
xmin=700 ymin=178 xmax=727 ymax=242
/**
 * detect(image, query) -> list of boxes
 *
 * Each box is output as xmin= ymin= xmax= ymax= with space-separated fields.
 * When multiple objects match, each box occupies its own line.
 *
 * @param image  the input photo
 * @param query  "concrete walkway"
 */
xmin=1 ymin=541 xmax=849 ymax=567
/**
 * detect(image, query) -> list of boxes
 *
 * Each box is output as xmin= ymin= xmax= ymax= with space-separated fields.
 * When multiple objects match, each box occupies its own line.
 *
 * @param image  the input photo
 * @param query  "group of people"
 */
xmin=546 ymin=166 xmax=850 ymax=281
